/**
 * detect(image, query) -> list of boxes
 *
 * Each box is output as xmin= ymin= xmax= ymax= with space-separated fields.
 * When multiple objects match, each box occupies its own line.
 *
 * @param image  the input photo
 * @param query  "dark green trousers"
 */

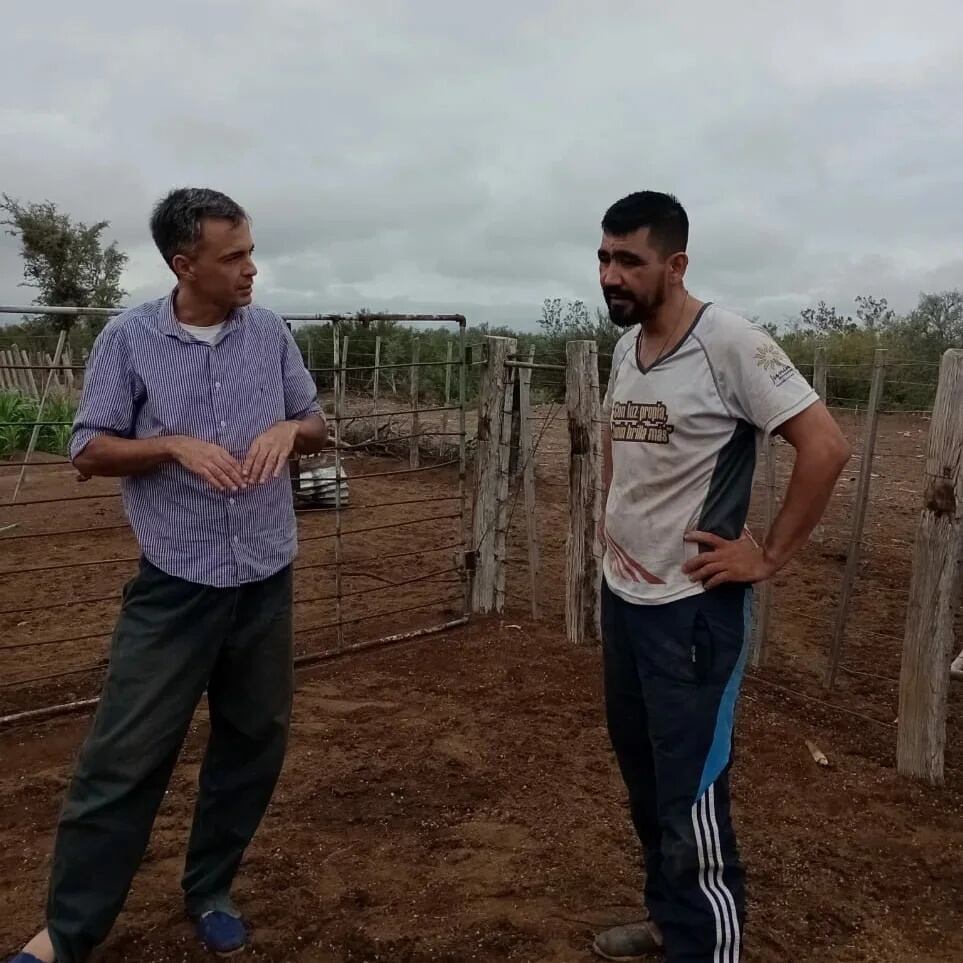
xmin=46 ymin=559 xmax=294 ymax=963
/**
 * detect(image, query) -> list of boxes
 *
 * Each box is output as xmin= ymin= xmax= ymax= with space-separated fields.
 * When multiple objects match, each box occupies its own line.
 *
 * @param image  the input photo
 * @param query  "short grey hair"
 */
xmin=150 ymin=187 xmax=248 ymax=266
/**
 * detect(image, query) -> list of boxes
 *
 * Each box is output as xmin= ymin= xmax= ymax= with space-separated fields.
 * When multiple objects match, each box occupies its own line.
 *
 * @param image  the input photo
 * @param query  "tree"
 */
xmin=906 ymin=290 xmax=963 ymax=348
xmin=538 ymin=297 xmax=591 ymax=338
xmin=855 ymin=294 xmax=894 ymax=331
xmin=1 ymin=194 xmax=128 ymax=333
xmin=797 ymin=299 xmax=855 ymax=334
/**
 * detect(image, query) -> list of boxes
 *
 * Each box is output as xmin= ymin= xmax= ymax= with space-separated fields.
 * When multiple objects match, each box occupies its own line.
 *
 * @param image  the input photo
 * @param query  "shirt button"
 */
xmin=229 ymin=497 xmax=235 ymax=505
xmin=233 ymin=535 xmax=239 ymax=543
xmin=220 ymin=420 xmax=227 ymax=428
xmin=215 ymin=382 xmax=221 ymax=389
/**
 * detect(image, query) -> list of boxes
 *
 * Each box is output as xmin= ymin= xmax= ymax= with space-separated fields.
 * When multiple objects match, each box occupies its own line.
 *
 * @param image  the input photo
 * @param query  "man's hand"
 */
xmin=681 ymin=530 xmax=777 ymax=589
xmin=243 ymin=421 xmax=301 ymax=484
xmin=168 ymin=437 xmax=248 ymax=492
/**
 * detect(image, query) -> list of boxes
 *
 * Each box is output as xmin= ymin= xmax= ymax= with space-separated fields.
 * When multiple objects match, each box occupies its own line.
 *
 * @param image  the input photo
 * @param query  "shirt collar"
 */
xmin=158 ymin=288 xmax=246 ymax=342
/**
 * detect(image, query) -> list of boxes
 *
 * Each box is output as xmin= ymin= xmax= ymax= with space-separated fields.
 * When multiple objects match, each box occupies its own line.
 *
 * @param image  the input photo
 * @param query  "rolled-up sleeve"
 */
xmin=280 ymin=322 xmax=322 ymax=420
xmin=69 ymin=324 xmax=137 ymax=461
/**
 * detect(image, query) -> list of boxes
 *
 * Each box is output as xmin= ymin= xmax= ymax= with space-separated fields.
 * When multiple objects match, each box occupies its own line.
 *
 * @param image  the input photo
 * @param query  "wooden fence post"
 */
xmin=751 ymin=435 xmax=778 ymax=666
xmin=11 ymin=345 xmax=36 ymax=397
xmin=0 ymin=350 xmax=13 ymax=391
xmin=897 ymin=349 xmax=963 ymax=785
xmin=409 ymin=337 xmax=421 ymax=469
xmin=826 ymin=347 xmax=887 ymax=687
xmin=21 ymin=347 xmax=39 ymax=398
xmin=62 ymin=347 xmax=75 ymax=394
xmin=470 ymin=335 xmax=516 ymax=614
xmin=565 ymin=340 xmax=601 ymax=646
xmin=517 ymin=346 xmax=541 ymax=618
xmin=494 ymin=348 xmax=518 ymax=613
xmin=372 ymin=335 xmax=382 ymax=439
xmin=814 ymin=345 xmax=828 ymax=401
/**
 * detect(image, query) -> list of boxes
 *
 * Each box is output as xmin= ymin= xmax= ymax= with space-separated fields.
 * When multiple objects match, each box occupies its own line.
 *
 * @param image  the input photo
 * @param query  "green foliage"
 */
xmin=0 ymin=194 xmax=128 ymax=335
xmin=779 ymin=291 xmax=962 ymax=410
xmin=0 ymin=392 xmax=76 ymax=457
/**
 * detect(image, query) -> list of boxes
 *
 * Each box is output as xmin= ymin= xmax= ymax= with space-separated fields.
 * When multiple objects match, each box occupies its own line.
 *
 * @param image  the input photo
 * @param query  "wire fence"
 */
xmin=2 ymin=318 xmax=959 ymax=753
xmin=0 ymin=308 xmax=477 ymax=723
xmin=497 ymin=340 xmax=961 ymax=750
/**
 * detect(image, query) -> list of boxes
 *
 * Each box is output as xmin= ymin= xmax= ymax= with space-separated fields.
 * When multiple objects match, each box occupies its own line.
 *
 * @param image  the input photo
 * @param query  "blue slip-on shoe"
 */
xmin=193 ymin=910 xmax=248 ymax=957
xmin=6 ymin=955 xmax=52 ymax=963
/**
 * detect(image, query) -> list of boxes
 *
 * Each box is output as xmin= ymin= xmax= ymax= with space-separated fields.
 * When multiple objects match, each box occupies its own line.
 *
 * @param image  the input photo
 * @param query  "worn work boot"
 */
xmin=592 ymin=921 xmax=664 ymax=961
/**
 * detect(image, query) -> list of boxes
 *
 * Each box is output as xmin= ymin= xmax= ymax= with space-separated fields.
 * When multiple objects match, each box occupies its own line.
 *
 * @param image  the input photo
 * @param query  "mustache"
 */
xmin=603 ymin=287 xmax=636 ymax=302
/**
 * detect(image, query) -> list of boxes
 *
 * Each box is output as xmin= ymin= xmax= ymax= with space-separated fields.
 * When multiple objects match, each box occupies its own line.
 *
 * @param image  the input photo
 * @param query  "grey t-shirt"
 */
xmin=601 ymin=303 xmax=818 ymax=606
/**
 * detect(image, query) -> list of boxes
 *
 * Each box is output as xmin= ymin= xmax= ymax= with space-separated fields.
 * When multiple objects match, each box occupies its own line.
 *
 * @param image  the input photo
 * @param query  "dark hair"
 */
xmin=601 ymin=191 xmax=688 ymax=257
xmin=150 ymin=187 xmax=247 ymax=266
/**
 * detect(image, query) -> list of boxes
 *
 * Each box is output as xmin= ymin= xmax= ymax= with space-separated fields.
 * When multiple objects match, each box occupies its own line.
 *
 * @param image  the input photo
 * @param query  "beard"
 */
xmin=604 ymin=276 xmax=666 ymax=328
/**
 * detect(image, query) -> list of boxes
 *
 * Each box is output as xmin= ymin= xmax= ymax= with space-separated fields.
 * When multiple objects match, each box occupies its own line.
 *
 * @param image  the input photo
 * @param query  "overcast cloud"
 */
xmin=1 ymin=1 xmax=961 ymax=328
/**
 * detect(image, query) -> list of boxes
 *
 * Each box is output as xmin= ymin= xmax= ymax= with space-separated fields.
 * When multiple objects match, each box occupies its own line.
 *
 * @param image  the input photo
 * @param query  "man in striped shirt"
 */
xmin=10 ymin=188 xmax=327 ymax=963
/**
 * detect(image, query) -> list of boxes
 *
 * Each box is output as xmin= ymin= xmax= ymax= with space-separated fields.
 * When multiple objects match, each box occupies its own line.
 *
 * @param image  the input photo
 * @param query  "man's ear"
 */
xmin=667 ymin=251 xmax=689 ymax=284
xmin=171 ymin=253 xmax=194 ymax=280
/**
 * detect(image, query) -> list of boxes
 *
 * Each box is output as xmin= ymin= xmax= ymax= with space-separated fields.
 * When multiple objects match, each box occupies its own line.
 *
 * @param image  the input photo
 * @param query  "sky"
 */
xmin=1 ymin=1 xmax=961 ymax=330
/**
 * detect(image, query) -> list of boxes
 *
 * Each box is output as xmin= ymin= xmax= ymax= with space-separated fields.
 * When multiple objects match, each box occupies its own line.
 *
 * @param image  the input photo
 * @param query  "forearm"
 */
xmin=763 ymin=443 xmax=848 ymax=571
xmin=599 ymin=425 xmax=612 ymax=538
xmin=601 ymin=425 xmax=612 ymax=495
xmin=72 ymin=434 xmax=178 ymax=477
xmin=292 ymin=413 xmax=327 ymax=454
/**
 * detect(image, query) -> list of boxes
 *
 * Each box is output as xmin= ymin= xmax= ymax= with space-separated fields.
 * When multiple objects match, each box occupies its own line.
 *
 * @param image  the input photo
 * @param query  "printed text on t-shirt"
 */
xmin=610 ymin=400 xmax=674 ymax=444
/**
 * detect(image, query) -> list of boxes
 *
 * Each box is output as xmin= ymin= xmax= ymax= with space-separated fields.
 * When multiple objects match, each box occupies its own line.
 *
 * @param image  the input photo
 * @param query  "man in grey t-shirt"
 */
xmin=591 ymin=192 xmax=850 ymax=963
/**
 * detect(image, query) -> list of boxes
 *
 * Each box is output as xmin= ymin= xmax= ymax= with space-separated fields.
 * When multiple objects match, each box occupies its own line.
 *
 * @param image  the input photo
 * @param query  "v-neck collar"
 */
xmin=634 ymin=301 xmax=713 ymax=375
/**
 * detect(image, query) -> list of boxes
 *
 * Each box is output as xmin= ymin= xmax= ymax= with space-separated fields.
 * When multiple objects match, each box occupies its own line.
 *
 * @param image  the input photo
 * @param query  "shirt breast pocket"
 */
xmin=142 ymin=371 xmax=203 ymax=436
xmin=251 ymin=377 xmax=286 ymax=432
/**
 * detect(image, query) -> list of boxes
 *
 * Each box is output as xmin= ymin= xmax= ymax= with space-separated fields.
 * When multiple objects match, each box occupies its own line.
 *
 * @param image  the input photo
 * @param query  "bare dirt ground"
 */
xmin=1 ymin=408 xmax=961 ymax=962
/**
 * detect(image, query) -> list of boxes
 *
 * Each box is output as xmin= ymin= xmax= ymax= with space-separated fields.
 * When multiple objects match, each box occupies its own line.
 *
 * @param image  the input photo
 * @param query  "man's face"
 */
xmin=598 ymin=228 xmax=671 ymax=328
xmin=178 ymin=217 xmax=257 ymax=309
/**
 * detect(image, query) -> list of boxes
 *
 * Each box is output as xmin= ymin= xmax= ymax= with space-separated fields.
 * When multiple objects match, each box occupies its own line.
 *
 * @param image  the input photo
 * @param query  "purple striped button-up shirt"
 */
xmin=70 ymin=291 xmax=321 ymax=588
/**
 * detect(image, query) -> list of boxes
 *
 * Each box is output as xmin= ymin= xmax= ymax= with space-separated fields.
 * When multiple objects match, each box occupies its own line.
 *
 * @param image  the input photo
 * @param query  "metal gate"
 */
xmin=0 ymin=305 xmax=472 ymax=726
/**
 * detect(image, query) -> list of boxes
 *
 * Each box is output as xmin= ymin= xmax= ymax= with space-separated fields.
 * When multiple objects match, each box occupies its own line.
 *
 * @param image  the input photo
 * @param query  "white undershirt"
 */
xmin=180 ymin=321 xmax=225 ymax=344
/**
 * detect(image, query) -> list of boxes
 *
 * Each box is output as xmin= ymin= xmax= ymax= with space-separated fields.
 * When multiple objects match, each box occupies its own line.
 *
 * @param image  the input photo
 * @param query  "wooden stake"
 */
xmin=62 ymin=347 xmax=75 ymax=393
xmin=897 ymin=349 xmax=963 ymax=785
xmin=814 ymin=345 xmax=828 ymax=401
xmin=21 ymin=347 xmax=38 ymax=398
xmin=826 ymin=347 xmax=887 ymax=687
xmin=518 ymin=346 xmax=541 ymax=618
xmin=0 ymin=350 xmax=12 ymax=391
xmin=470 ymin=335 xmax=516 ymax=614
xmin=751 ymin=434 xmax=778 ymax=667
xmin=457 ymin=321 xmax=469 ymax=616
xmin=43 ymin=353 xmax=60 ymax=390
xmin=565 ymin=340 xmax=601 ymax=645
xmin=494 ymin=350 xmax=517 ymax=614
xmin=409 ymin=337 xmax=421 ymax=469
xmin=332 ymin=322 xmax=344 ymax=648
